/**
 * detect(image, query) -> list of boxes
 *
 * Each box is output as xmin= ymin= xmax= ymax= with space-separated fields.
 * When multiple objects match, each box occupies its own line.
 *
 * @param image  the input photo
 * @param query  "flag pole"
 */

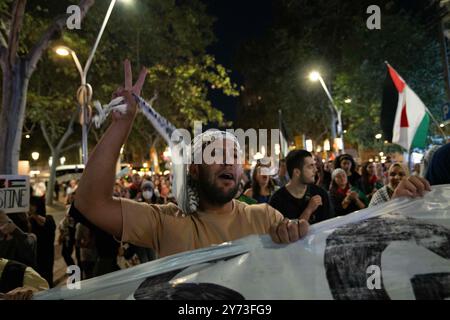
xmin=425 ymin=108 xmax=447 ymax=138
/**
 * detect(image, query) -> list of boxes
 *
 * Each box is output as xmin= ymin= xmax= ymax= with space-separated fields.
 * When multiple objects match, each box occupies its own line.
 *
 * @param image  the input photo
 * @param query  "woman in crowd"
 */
xmin=334 ymin=154 xmax=362 ymax=189
xmin=244 ymin=162 xmax=277 ymax=204
xmin=369 ymin=163 xmax=408 ymax=207
xmin=329 ymin=168 xmax=368 ymax=216
xmin=360 ymin=161 xmax=384 ymax=202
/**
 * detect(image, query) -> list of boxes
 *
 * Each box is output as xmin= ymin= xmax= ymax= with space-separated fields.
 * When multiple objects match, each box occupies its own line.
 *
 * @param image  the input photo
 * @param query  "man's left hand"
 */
xmin=393 ymin=176 xmax=431 ymax=199
xmin=270 ymin=218 xmax=309 ymax=244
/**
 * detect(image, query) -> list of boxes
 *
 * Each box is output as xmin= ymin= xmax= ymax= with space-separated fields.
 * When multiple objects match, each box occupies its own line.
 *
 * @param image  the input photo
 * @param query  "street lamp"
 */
xmin=31 ymin=152 xmax=40 ymax=161
xmin=54 ymin=0 xmax=126 ymax=165
xmin=308 ymin=70 xmax=344 ymax=153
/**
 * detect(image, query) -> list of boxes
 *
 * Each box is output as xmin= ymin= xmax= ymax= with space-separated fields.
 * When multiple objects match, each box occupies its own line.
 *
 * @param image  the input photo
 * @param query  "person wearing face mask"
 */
xmin=139 ymin=180 xmax=157 ymax=204
xmin=369 ymin=163 xmax=408 ymax=207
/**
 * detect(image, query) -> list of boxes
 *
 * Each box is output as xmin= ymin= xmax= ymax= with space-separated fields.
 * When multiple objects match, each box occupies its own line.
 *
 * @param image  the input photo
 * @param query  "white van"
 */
xmin=55 ymin=164 xmax=85 ymax=184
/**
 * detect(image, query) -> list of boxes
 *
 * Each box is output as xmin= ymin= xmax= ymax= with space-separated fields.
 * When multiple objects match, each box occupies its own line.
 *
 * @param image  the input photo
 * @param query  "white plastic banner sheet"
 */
xmin=35 ymin=185 xmax=450 ymax=300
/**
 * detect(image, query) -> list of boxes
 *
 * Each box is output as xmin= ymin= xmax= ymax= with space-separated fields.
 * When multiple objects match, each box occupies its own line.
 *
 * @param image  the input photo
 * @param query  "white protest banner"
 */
xmin=35 ymin=184 xmax=450 ymax=300
xmin=0 ymin=175 xmax=30 ymax=214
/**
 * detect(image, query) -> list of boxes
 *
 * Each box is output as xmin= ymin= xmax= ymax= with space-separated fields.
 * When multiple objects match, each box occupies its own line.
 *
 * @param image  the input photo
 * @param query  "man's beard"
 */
xmin=196 ymin=171 xmax=240 ymax=206
xmin=300 ymin=173 xmax=314 ymax=185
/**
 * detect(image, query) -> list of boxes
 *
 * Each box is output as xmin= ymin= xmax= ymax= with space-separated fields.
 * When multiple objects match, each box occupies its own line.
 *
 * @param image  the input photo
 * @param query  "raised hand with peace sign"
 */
xmin=111 ymin=59 xmax=148 ymax=122
xmin=74 ymin=59 xmax=148 ymax=239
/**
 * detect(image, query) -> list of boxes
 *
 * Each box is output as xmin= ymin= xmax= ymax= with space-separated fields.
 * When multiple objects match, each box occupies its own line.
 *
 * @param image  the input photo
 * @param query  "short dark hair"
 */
xmin=285 ymin=149 xmax=312 ymax=179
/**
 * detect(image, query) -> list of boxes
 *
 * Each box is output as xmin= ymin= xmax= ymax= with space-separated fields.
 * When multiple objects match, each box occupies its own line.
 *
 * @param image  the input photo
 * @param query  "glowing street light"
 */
xmin=308 ymin=70 xmax=344 ymax=152
xmin=31 ymin=152 xmax=40 ymax=161
xmin=308 ymin=71 xmax=321 ymax=82
xmin=375 ymin=133 xmax=382 ymax=139
xmin=55 ymin=46 xmax=70 ymax=56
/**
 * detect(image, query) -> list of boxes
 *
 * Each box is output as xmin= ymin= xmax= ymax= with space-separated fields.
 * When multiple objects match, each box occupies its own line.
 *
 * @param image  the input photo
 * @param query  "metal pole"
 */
xmin=84 ymin=0 xmax=118 ymax=77
xmin=318 ymin=75 xmax=345 ymax=153
xmin=77 ymin=0 xmax=118 ymax=164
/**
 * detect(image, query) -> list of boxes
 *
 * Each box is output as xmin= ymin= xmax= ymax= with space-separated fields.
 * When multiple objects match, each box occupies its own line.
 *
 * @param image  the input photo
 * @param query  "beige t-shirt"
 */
xmin=121 ymin=199 xmax=284 ymax=257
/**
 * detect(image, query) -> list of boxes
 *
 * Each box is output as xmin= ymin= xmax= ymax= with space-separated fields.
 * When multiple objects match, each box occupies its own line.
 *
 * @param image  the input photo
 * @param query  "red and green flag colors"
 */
xmin=381 ymin=63 xmax=430 ymax=151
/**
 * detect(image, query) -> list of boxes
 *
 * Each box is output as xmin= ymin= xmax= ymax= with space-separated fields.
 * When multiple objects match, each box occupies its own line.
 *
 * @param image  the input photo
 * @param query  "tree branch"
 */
xmin=56 ymin=110 xmax=77 ymax=150
xmin=43 ymin=112 xmax=57 ymax=140
xmin=40 ymin=120 xmax=55 ymax=154
xmin=61 ymin=142 xmax=81 ymax=154
xmin=6 ymin=0 xmax=26 ymax=67
xmin=26 ymin=0 xmax=95 ymax=77
xmin=0 ymin=23 xmax=8 ymax=49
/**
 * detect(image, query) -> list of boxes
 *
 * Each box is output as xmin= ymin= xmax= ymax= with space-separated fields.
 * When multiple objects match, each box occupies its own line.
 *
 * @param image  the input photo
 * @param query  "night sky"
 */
xmin=205 ymin=0 xmax=273 ymax=123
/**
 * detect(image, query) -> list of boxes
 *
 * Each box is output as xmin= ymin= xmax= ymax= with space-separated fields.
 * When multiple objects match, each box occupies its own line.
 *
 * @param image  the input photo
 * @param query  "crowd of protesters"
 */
xmin=1 ymin=140 xmax=449 ymax=299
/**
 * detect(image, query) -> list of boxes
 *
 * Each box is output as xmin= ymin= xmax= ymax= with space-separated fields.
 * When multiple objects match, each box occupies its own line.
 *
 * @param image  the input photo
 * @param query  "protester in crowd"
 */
xmin=360 ymin=161 xmax=384 ymax=202
xmin=127 ymin=179 xmax=157 ymax=263
xmin=369 ymin=163 xmax=408 ymax=207
xmin=235 ymin=179 xmax=258 ymax=205
xmin=425 ymin=142 xmax=450 ymax=185
xmin=159 ymin=178 xmax=171 ymax=203
xmin=72 ymin=59 xmax=430 ymax=258
xmin=273 ymin=159 xmax=289 ymax=187
xmin=412 ymin=163 xmax=421 ymax=177
xmin=140 ymin=180 xmax=157 ymax=204
xmin=128 ymin=173 xmax=142 ymax=200
xmin=65 ymin=180 xmax=78 ymax=205
xmin=334 ymin=154 xmax=362 ymax=189
xmin=422 ymin=145 xmax=440 ymax=180
xmin=269 ymin=150 xmax=333 ymax=224
xmin=54 ymin=182 xmax=60 ymax=202
xmin=75 ymin=223 xmax=97 ymax=279
xmin=329 ymin=168 xmax=368 ymax=216
xmin=321 ymin=160 xmax=333 ymax=191
xmin=32 ymin=179 xmax=46 ymax=198
xmin=28 ymin=196 xmax=56 ymax=287
xmin=0 ymin=210 xmax=37 ymax=268
xmin=313 ymin=155 xmax=325 ymax=188
xmin=244 ymin=162 xmax=277 ymax=204
xmin=382 ymin=157 xmax=394 ymax=185
xmin=58 ymin=211 xmax=77 ymax=268
xmin=0 ymin=258 xmax=48 ymax=300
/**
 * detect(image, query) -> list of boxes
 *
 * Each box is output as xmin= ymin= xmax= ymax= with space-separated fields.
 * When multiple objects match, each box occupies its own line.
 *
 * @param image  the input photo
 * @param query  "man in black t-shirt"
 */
xmin=269 ymin=150 xmax=334 ymax=224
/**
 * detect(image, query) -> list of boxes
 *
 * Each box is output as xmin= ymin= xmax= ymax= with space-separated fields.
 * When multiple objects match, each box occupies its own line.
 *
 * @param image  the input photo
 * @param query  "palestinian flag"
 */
xmin=381 ymin=63 xmax=430 ymax=151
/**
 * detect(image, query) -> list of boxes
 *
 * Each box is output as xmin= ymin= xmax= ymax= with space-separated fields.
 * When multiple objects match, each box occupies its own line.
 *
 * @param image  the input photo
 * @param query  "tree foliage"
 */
xmin=20 ymin=0 xmax=238 ymax=165
xmin=235 ymin=0 xmax=446 ymax=150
